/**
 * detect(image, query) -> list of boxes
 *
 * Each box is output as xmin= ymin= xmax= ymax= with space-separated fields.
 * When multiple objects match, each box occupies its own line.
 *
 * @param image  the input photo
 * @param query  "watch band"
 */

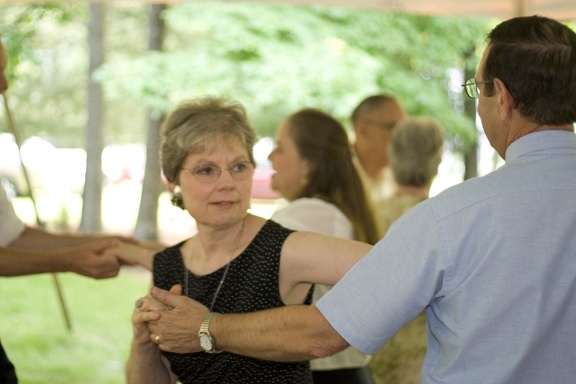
xmin=199 ymin=312 xmax=221 ymax=353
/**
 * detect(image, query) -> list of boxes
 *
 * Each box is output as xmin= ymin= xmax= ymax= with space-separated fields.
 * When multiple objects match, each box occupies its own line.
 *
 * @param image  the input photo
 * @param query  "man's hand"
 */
xmin=64 ymin=239 xmax=121 ymax=279
xmin=146 ymin=285 xmax=210 ymax=353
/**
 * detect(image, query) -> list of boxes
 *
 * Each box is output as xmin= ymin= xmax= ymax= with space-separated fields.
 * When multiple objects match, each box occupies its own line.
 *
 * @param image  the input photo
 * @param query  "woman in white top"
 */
xmin=268 ymin=108 xmax=380 ymax=384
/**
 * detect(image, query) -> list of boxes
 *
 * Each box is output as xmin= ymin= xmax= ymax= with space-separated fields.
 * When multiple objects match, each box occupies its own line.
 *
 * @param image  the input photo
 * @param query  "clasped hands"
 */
xmin=132 ymin=285 xmax=210 ymax=354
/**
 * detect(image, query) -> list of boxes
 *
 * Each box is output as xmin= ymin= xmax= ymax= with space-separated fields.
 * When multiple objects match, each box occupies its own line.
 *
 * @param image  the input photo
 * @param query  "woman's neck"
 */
xmin=185 ymin=216 xmax=248 ymax=273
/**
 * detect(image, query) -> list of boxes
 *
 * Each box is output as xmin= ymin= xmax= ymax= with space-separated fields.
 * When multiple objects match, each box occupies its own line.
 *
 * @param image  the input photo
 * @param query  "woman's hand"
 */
xmin=108 ymin=241 xmax=156 ymax=270
xmin=127 ymin=287 xmax=180 ymax=384
xmin=133 ymin=285 xmax=184 ymax=345
xmin=131 ymin=297 xmax=163 ymax=346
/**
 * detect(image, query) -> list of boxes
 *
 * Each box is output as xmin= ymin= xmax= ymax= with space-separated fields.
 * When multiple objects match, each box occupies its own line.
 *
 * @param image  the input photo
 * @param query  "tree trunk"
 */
xmin=134 ymin=4 xmax=167 ymax=241
xmin=81 ymin=4 xmax=105 ymax=233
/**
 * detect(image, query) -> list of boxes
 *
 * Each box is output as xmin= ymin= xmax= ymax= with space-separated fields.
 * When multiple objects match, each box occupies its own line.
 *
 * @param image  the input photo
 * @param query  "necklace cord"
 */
xmin=184 ymin=219 xmax=246 ymax=311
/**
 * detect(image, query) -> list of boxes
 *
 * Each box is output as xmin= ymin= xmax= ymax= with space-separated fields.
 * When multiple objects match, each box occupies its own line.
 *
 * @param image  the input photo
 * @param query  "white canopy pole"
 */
xmin=515 ymin=0 xmax=528 ymax=16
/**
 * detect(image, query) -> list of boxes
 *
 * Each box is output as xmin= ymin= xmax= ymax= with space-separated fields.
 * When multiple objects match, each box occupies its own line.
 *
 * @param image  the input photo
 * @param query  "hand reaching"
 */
xmin=107 ymin=241 xmax=156 ymax=270
xmin=64 ymin=239 xmax=121 ymax=279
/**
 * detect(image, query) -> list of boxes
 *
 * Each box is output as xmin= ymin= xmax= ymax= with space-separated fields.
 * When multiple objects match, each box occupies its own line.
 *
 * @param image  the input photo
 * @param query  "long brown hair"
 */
xmin=287 ymin=108 xmax=380 ymax=244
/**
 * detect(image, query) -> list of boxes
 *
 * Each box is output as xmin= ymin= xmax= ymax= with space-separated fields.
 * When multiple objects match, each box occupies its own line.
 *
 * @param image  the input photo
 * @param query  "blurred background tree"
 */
xmin=0 ymin=2 xmax=493 ymax=238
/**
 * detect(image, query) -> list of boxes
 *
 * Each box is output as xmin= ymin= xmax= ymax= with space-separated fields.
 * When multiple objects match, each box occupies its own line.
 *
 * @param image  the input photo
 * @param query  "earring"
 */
xmin=171 ymin=185 xmax=184 ymax=209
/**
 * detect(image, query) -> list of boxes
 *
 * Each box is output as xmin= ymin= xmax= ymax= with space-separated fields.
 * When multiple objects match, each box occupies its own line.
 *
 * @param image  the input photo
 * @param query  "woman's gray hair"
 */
xmin=160 ymin=96 xmax=258 ymax=208
xmin=389 ymin=116 xmax=445 ymax=187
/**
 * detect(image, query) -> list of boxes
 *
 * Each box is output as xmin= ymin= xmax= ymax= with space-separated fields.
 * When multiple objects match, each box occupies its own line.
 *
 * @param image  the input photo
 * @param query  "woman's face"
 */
xmin=174 ymin=136 xmax=254 ymax=229
xmin=268 ymin=121 xmax=310 ymax=201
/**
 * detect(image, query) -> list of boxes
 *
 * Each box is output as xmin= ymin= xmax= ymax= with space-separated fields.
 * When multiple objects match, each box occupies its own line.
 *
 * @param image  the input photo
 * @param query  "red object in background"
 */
xmin=251 ymin=166 xmax=280 ymax=200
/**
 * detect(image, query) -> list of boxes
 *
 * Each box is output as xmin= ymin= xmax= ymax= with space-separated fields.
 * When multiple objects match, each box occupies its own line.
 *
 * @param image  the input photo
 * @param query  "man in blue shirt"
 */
xmin=143 ymin=15 xmax=576 ymax=383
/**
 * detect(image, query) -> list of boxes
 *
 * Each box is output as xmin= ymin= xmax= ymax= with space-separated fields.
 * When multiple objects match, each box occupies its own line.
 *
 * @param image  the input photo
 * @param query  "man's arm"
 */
xmin=146 ymin=287 xmax=350 ymax=361
xmin=213 ymin=305 xmax=349 ymax=361
xmin=3 ymin=226 xmax=161 ymax=276
xmin=8 ymin=226 xmax=133 ymax=250
xmin=0 ymin=239 xmax=120 ymax=278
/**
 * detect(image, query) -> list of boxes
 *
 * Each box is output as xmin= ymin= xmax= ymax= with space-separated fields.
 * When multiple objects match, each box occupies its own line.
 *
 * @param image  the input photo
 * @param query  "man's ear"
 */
xmin=494 ymin=78 xmax=514 ymax=121
xmin=356 ymin=119 xmax=370 ymax=138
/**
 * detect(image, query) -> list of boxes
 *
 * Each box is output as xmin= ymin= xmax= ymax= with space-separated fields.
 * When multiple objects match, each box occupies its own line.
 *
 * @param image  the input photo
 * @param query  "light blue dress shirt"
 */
xmin=0 ymin=187 xmax=26 ymax=246
xmin=318 ymin=130 xmax=576 ymax=383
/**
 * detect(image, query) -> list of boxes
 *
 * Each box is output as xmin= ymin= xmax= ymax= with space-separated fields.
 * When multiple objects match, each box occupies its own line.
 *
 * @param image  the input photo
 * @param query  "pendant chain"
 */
xmin=185 ymin=219 xmax=245 ymax=311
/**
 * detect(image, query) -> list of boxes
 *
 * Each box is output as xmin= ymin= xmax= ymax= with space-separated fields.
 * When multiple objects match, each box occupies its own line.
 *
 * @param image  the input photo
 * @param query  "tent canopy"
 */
xmin=220 ymin=0 xmax=576 ymax=20
xmin=4 ymin=0 xmax=576 ymax=20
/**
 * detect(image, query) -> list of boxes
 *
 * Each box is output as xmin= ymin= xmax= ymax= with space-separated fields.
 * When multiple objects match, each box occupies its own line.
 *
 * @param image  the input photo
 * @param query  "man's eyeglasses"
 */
xmin=462 ymin=78 xmax=492 ymax=99
xmin=181 ymin=161 xmax=255 ymax=183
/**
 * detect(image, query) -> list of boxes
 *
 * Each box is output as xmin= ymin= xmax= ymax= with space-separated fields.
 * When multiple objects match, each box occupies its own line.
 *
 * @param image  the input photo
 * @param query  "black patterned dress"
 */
xmin=153 ymin=220 xmax=313 ymax=384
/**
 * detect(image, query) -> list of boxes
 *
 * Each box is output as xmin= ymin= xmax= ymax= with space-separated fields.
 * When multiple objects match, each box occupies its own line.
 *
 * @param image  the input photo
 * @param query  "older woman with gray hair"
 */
xmin=116 ymin=96 xmax=372 ymax=384
xmin=371 ymin=116 xmax=444 ymax=382
xmin=377 ymin=116 xmax=445 ymax=235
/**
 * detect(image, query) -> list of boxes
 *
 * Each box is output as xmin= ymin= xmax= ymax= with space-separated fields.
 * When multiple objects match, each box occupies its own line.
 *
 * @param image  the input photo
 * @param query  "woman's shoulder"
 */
xmin=273 ymin=197 xmax=343 ymax=218
xmin=244 ymin=215 xmax=294 ymax=243
xmin=153 ymin=243 xmax=183 ymax=264
xmin=271 ymin=198 xmax=351 ymax=236
xmin=286 ymin=196 xmax=336 ymax=209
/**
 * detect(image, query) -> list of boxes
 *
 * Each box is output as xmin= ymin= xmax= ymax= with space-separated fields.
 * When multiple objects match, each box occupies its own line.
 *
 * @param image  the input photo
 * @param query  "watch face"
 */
xmin=199 ymin=334 xmax=213 ymax=351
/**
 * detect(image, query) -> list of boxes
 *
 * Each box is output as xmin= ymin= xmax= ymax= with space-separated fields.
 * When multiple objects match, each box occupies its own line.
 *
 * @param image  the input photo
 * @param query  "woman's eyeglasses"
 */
xmin=181 ymin=161 xmax=255 ymax=183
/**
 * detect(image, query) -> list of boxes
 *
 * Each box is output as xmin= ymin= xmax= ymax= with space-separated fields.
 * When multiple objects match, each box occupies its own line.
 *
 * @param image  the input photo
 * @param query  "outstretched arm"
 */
xmin=145 ymin=286 xmax=350 ymax=361
xmin=108 ymin=241 xmax=157 ymax=271
xmin=2 ymin=225 xmax=161 ymax=276
xmin=0 ymin=239 xmax=120 ymax=278
xmin=210 ymin=304 xmax=349 ymax=361
xmin=8 ymin=226 xmax=135 ymax=250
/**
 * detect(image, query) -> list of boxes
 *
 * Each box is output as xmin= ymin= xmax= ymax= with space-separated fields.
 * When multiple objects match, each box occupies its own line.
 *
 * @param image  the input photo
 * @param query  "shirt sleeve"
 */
xmin=316 ymin=200 xmax=446 ymax=354
xmin=0 ymin=187 xmax=26 ymax=246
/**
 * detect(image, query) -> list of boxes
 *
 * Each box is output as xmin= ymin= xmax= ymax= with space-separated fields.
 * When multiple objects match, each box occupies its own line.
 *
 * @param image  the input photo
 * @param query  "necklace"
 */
xmin=184 ymin=218 xmax=245 ymax=311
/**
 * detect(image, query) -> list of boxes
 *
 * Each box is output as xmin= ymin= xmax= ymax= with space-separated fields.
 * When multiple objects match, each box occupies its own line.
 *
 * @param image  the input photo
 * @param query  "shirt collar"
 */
xmin=505 ymin=130 xmax=576 ymax=162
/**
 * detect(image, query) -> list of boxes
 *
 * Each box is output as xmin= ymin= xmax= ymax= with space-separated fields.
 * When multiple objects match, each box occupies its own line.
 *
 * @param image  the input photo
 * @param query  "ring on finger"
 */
xmin=135 ymin=298 xmax=144 ymax=309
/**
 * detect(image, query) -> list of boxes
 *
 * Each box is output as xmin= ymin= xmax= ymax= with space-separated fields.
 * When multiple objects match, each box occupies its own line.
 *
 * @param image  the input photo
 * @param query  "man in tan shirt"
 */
xmin=350 ymin=95 xmax=406 ymax=236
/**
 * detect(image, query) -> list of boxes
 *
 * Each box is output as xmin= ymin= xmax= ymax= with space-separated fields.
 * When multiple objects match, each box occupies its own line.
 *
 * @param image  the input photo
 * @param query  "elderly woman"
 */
xmin=118 ymin=97 xmax=371 ymax=384
xmin=377 ymin=116 xmax=445 ymax=235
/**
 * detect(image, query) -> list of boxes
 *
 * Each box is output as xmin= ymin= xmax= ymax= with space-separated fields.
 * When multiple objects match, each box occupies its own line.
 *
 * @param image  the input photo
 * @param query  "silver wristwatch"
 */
xmin=198 ymin=312 xmax=221 ymax=353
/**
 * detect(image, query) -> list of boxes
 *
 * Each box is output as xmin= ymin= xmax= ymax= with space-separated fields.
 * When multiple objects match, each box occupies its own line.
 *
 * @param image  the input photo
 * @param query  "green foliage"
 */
xmin=2 ymin=2 xmax=495 ymax=149
xmin=96 ymin=3 xmax=491 ymax=147
xmin=1 ymin=4 xmax=88 ymax=147
xmin=1 ymin=4 xmax=84 ymax=65
xmin=327 ymin=11 xmax=494 ymax=146
xmin=0 ymin=3 xmax=148 ymax=147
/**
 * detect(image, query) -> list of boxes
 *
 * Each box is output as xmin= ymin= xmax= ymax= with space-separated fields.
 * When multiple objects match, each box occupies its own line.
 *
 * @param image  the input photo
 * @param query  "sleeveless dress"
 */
xmin=153 ymin=219 xmax=313 ymax=384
